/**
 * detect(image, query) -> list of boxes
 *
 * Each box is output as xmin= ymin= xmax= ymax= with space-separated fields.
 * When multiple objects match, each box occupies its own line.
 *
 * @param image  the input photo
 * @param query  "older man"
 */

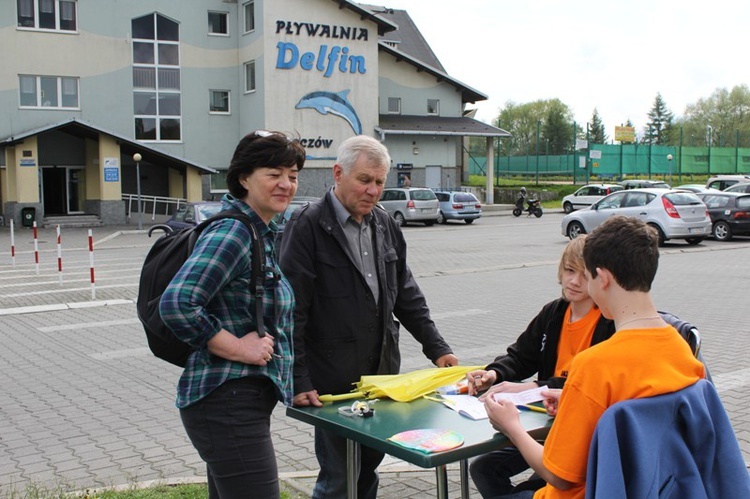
xmin=279 ymin=135 xmax=457 ymax=498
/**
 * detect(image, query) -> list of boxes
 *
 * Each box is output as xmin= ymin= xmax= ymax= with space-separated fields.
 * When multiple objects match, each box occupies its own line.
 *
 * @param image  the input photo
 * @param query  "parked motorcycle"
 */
xmin=512 ymin=188 xmax=543 ymax=218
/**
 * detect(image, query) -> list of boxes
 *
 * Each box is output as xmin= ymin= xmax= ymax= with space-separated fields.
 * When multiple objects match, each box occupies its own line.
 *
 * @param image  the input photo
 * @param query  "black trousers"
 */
xmin=180 ymin=376 xmax=279 ymax=499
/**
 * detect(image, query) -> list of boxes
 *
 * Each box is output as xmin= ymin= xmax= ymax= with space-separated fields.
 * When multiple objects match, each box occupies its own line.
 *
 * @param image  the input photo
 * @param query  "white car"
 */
xmin=561 ymin=188 xmax=711 ymax=246
xmin=561 ymin=184 xmax=624 ymax=214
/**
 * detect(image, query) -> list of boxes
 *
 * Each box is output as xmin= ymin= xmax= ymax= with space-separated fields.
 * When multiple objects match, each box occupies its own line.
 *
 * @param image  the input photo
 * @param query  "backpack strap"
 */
xmin=193 ymin=210 xmax=267 ymax=338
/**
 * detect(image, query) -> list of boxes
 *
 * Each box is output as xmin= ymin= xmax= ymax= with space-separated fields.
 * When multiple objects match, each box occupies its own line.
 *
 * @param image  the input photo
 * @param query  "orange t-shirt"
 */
xmin=554 ymin=306 xmax=600 ymax=379
xmin=534 ymin=325 xmax=705 ymax=499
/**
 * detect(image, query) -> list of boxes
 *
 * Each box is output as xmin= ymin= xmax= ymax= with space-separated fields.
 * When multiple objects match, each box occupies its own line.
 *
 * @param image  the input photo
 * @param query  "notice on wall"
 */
xmin=104 ymin=167 xmax=119 ymax=182
xmin=104 ymin=157 xmax=119 ymax=182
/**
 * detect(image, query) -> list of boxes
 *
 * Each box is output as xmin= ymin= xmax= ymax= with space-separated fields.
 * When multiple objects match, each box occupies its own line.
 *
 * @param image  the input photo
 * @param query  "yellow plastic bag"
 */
xmin=319 ymin=365 xmax=483 ymax=403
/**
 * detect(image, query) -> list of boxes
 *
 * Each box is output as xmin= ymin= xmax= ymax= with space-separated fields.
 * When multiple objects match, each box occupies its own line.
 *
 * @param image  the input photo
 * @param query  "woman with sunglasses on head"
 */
xmin=159 ymin=131 xmax=305 ymax=498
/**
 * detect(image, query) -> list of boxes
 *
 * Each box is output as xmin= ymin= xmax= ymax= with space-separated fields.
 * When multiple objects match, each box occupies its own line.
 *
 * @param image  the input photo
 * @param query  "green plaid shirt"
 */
xmin=160 ymin=195 xmax=294 ymax=408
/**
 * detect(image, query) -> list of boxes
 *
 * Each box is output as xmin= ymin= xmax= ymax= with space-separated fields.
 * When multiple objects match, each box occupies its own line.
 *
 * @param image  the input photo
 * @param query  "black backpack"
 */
xmin=137 ymin=211 xmax=266 ymax=367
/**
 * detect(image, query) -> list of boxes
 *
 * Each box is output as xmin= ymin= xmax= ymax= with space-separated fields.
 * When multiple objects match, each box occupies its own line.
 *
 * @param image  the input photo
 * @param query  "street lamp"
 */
xmin=667 ymin=153 xmax=673 ymax=184
xmin=132 ymin=153 xmax=143 ymax=230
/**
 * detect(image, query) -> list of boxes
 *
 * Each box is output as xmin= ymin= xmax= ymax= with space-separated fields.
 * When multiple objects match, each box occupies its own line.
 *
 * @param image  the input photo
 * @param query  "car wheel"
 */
xmin=563 ymin=202 xmax=574 ymax=214
xmin=685 ymin=237 xmax=704 ymax=245
xmin=464 ymin=219 xmax=474 ymax=224
xmin=566 ymin=221 xmax=586 ymax=239
xmin=648 ymin=223 xmax=666 ymax=246
xmin=393 ymin=212 xmax=406 ymax=226
xmin=437 ymin=211 xmax=446 ymax=224
xmin=424 ymin=220 xmax=435 ymax=226
xmin=713 ymin=221 xmax=733 ymax=241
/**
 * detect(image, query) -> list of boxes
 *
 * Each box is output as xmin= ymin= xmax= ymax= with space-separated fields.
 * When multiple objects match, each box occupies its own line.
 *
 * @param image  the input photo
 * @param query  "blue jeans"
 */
xmin=470 ymin=447 xmax=540 ymax=497
xmin=180 ymin=376 xmax=279 ymax=499
xmin=312 ymin=427 xmax=385 ymax=499
xmin=488 ymin=491 xmax=536 ymax=499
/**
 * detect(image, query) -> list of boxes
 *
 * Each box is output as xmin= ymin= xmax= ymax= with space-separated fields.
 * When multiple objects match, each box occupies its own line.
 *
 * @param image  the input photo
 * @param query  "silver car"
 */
xmin=561 ymin=188 xmax=711 ymax=245
xmin=379 ymin=187 xmax=439 ymax=226
xmin=561 ymin=183 xmax=624 ymax=214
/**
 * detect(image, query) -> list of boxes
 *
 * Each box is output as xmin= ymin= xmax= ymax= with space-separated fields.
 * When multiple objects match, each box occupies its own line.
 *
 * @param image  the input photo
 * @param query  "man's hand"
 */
xmin=479 ymin=380 xmax=538 ymax=401
xmin=466 ymin=369 xmax=497 ymax=396
xmin=435 ymin=353 xmax=459 ymax=367
xmin=484 ymin=395 xmax=524 ymax=439
xmin=541 ymin=389 xmax=562 ymax=416
xmin=293 ymin=390 xmax=323 ymax=407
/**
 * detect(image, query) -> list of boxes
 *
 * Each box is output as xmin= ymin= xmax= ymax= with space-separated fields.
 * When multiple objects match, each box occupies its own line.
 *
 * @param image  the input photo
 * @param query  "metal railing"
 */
xmin=122 ymin=193 xmax=187 ymax=221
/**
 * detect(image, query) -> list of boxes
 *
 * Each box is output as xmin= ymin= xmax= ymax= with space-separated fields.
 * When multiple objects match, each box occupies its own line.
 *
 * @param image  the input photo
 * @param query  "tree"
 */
xmin=495 ymin=99 xmax=574 ymax=156
xmin=642 ymin=93 xmax=674 ymax=145
xmin=677 ymin=85 xmax=750 ymax=146
xmin=588 ymin=108 xmax=608 ymax=144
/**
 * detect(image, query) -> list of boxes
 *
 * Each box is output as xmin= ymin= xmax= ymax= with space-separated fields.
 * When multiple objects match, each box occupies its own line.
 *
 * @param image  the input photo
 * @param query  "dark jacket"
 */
xmin=279 ymin=192 xmax=453 ymax=395
xmin=586 ymin=379 xmax=750 ymax=498
xmin=485 ymin=298 xmax=616 ymax=389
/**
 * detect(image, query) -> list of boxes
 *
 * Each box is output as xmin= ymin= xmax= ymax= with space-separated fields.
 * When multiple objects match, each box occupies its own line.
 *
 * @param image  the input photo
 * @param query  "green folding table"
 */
xmin=287 ymin=397 xmax=552 ymax=498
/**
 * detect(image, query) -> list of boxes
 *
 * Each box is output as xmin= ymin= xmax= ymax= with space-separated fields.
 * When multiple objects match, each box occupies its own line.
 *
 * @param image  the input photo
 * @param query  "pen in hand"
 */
xmin=517 ymin=404 xmax=547 ymax=414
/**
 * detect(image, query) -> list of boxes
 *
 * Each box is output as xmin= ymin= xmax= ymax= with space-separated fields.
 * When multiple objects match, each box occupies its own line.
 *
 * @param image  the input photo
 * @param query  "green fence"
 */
xmin=469 ymin=144 xmax=750 ymax=180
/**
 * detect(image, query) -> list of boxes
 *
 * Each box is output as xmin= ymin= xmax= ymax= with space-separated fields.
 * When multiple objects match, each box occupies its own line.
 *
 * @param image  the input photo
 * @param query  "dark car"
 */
xmin=165 ymin=201 xmax=222 ymax=231
xmin=272 ymin=196 xmax=319 ymax=243
xmin=434 ymin=191 xmax=482 ymax=224
xmin=695 ymin=191 xmax=750 ymax=241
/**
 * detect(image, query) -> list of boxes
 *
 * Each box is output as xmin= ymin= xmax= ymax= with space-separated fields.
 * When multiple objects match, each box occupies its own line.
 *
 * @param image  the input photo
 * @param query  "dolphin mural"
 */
xmin=295 ymin=89 xmax=362 ymax=135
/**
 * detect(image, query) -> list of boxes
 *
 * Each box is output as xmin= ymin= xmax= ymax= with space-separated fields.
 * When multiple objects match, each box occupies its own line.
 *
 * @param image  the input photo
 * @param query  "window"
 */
xmin=132 ymin=14 xmax=181 ymax=141
xmin=244 ymin=61 xmax=256 ymax=93
xmin=427 ymin=99 xmax=439 ymax=115
xmin=243 ymin=1 xmax=255 ymax=33
xmin=19 ymin=75 xmax=79 ymax=108
xmin=210 ymin=90 xmax=230 ymax=113
xmin=17 ymin=0 xmax=77 ymax=32
xmin=208 ymin=11 xmax=228 ymax=35
xmin=387 ymin=97 xmax=401 ymax=114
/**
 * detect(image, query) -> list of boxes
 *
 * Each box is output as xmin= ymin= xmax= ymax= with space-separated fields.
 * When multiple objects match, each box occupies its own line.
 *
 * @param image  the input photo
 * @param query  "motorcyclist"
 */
xmin=516 ymin=187 xmax=528 ymax=210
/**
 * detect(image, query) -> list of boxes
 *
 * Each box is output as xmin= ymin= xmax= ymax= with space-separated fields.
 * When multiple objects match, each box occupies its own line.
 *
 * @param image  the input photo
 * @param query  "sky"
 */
xmin=380 ymin=0 xmax=749 ymax=137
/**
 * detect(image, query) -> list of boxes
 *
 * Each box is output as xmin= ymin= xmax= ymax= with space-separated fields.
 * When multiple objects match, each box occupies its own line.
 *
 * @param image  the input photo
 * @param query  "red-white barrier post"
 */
xmin=10 ymin=219 xmax=16 ymax=267
xmin=33 ymin=221 xmax=40 ymax=275
xmin=56 ymin=225 xmax=63 ymax=285
xmin=88 ymin=229 xmax=96 ymax=300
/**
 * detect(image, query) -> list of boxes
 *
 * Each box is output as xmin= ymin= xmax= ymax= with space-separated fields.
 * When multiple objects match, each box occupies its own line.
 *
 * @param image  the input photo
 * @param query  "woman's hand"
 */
xmin=479 ymin=380 xmax=537 ymax=401
xmin=466 ymin=369 xmax=497 ymax=395
xmin=207 ymin=329 xmax=276 ymax=365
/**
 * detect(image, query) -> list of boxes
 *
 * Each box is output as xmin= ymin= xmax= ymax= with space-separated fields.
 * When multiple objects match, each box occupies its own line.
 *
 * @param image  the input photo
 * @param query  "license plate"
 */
xmin=688 ymin=227 xmax=705 ymax=234
xmin=421 ymin=208 xmax=432 ymax=212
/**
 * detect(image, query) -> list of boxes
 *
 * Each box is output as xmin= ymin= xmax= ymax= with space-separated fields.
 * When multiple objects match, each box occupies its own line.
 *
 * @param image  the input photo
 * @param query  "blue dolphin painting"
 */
xmin=295 ymin=90 xmax=362 ymax=134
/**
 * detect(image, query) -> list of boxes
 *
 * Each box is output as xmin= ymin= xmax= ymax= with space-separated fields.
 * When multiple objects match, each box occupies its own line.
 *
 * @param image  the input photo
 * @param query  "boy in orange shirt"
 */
xmin=484 ymin=216 xmax=705 ymax=499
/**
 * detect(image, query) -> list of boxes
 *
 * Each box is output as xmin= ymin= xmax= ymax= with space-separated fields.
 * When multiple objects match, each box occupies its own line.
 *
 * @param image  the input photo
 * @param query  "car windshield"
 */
xmin=410 ymin=190 xmax=437 ymax=201
xmin=664 ymin=192 xmax=703 ymax=205
xmin=454 ymin=193 xmax=478 ymax=202
xmin=197 ymin=204 xmax=222 ymax=218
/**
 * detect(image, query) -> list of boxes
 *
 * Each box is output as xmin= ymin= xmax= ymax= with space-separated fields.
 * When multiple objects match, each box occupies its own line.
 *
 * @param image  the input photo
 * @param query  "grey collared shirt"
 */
xmin=329 ymin=190 xmax=379 ymax=305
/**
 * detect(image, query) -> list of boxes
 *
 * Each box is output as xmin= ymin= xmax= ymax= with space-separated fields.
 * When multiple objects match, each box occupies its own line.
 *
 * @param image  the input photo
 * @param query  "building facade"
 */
xmin=1 ymin=0 xmax=506 ymax=226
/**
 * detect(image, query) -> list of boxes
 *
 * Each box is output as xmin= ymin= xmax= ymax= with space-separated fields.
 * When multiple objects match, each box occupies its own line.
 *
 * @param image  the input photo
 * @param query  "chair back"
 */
xmin=585 ymin=379 xmax=749 ymax=499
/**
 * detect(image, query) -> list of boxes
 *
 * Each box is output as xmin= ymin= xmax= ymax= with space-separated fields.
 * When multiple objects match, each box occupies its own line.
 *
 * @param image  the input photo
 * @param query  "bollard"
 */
xmin=10 ymin=219 xmax=16 ymax=267
xmin=56 ymin=225 xmax=63 ymax=285
xmin=88 ymin=229 xmax=96 ymax=300
xmin=33 ymin=221 xmax=39 ymax=275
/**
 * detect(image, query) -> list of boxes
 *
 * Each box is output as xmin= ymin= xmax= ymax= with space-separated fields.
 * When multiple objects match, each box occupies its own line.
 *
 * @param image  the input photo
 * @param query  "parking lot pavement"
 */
xmin=0 ymin=216 xmax=748 ymax=497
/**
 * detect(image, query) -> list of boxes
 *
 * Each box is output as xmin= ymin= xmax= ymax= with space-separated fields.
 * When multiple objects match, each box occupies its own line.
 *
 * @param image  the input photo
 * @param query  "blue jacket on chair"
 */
xmin=586 ymin=379 xmax=749 ymax=498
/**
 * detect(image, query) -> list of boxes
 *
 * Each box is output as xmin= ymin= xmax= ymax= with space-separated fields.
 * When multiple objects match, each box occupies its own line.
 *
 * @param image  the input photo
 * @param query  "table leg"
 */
xmin=435 ymin=464 xmax=449 ymax=499
xmin=346 ymin=438 xmax=360 ymax=499
xmin=459 ymin=459 xmax=469 ymax=499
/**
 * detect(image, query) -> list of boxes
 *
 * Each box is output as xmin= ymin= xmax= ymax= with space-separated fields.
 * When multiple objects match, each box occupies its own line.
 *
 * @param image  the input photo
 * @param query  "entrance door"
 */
xmin=42 ymin=167 xmax=85 ymax=215
xmin=425 ymin=165 xmax=442 ymax=190
xmin=42 ymin=168 xmax=66 ymax=215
